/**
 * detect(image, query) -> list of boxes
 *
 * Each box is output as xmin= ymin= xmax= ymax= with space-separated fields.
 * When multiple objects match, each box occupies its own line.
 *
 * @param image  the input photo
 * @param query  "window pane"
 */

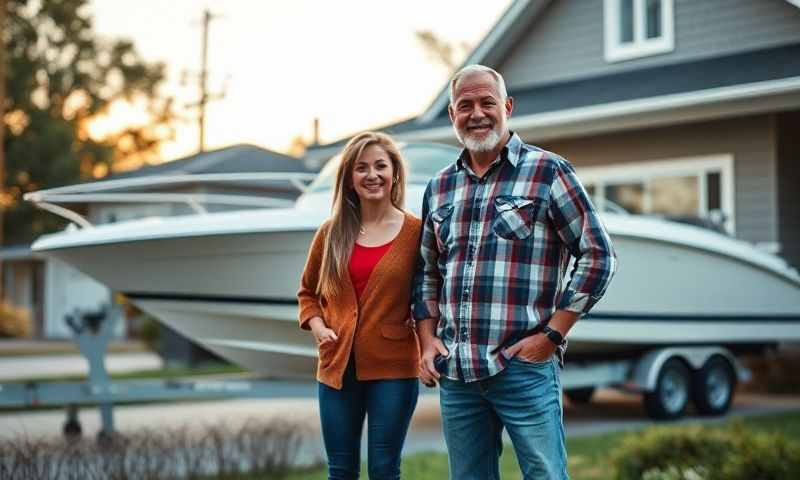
xmin=620 ymin=0 xmax=634 ymax=43
xmin=606 ymin=182 xmax=644 ymax=214
xmin=646 ymin=0 xmax=662 ymax=39
xmin=650 ymin=176 xmax=699 ymax=216
xmin=706 ymin=172 xmax=721 ymax=211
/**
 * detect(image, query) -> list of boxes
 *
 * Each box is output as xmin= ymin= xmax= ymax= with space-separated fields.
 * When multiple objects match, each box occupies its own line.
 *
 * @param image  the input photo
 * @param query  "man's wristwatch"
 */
xmin=542 ymin=325 xmax=566 ymax=346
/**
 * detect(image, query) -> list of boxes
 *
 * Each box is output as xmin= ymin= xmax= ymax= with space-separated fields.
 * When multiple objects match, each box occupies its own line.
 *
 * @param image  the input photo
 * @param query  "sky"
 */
xmin=88 ymin=0 xmax=512 ymax=162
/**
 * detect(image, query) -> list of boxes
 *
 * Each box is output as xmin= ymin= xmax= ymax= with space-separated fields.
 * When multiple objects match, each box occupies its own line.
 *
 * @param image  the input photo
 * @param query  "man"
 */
xmin=413 ymin=64 xmax=617 ymax=480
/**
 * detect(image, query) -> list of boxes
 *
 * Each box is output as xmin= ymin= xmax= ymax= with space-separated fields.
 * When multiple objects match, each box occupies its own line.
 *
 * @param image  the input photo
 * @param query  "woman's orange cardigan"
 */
xmin=297 ymin=213 xmax=421 ymax=389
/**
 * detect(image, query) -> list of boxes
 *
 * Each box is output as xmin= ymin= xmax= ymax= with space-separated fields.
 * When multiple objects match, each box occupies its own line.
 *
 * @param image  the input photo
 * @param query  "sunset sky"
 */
xmin=88 ymin=1 xmax=511 ymax=161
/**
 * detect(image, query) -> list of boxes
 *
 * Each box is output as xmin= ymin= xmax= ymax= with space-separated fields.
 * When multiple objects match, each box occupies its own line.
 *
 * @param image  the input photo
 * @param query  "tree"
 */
xmin=1 ymin=0 xmax=6 ymax=298
xmin=415 ymin=30 xmax=472 ymax=73
xmin=2 ymin=0 xmax=175 ymax=245
xmin=286 ymin=134 xmax=308 ymax=158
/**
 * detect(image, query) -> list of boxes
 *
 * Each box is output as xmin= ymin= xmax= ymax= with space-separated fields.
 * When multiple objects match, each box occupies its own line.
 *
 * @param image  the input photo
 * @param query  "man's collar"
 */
xmin=455 ymin=131 xmax=523 ymax=171
xmin=505 ymin=132 xmax=523 ymax=167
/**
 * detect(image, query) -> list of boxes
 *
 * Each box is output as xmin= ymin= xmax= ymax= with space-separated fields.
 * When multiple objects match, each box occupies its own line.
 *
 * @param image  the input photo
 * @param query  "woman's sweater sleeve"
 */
xmin=297 ymin=222 xmax=329 ymax=330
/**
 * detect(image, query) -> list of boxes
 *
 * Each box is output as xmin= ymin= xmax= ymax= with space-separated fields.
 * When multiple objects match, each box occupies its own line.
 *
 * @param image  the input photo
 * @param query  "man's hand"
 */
xmin=417 ymin=318 xmax=448 ymax=387
xmin=308 ymin=316 xmax=338 ymax=346
xmin=503 ymin=333 xmax=556 ymax=363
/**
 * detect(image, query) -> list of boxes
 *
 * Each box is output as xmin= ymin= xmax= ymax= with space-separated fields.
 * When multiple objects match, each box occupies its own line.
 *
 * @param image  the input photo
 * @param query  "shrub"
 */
xmin=611 ymin=423 xmax=800 ymax=480
xmin=0 ymin=417 xmax=310 ymax=479
xmin=0 ymin=302 xmax=31 ymax=338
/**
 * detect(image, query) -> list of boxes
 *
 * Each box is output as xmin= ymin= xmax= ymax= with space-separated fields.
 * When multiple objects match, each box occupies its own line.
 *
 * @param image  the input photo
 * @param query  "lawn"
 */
xmin=284 ymin=410 xmax=800 ymax=480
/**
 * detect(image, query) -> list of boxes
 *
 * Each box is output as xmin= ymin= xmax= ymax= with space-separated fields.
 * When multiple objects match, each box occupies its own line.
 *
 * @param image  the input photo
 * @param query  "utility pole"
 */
xmin=186 ymin=8 xmax=224 ymax=153
xmin=198 ymin=9 xmax=211 ymax=152
xmin=0 ymin=0 xmax=7 ymax=299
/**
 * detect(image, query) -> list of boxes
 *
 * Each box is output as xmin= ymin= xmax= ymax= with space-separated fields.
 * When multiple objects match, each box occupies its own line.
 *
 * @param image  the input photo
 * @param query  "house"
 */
xmin=1 ymin=144 xmax=313 ymax=340
xmin=307 ymin=0 xmax=800 ymax=269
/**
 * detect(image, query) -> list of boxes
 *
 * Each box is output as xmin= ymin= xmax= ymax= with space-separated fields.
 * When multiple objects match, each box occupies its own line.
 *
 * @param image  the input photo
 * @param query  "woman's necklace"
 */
xmin=360 ymin=209 xmax=398 ymax=236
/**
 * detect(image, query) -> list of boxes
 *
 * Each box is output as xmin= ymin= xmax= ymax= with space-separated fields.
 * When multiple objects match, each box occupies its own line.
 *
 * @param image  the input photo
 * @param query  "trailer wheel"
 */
xmin=691 ymin=355 xmax=736 ymax=416
xmin=63 ymin=418 xmax=82 ymax=437
xmin=63 ymin=404 xmax=82 ymax=438
xmin=565 ymin=387 xmax=596 ymax=404
xmin=644 ymin=357 xmax=690 ymax=420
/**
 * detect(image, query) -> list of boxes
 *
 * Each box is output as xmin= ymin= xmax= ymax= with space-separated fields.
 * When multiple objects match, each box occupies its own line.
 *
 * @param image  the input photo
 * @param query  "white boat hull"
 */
xmin=29 ymin=143 xmax=800 ymax=377
xmin=38 ymin=213 xmax=800 ymax=376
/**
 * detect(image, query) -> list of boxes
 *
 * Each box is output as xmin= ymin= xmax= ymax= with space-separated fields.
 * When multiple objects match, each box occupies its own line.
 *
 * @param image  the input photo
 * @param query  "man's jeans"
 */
xmin=439 ymin=355 xmax=568 ymax=480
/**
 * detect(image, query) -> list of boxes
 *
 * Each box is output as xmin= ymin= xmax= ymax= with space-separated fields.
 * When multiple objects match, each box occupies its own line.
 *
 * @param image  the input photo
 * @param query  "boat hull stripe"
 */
xmin=124 ymin=292 xmax=800 ymax=322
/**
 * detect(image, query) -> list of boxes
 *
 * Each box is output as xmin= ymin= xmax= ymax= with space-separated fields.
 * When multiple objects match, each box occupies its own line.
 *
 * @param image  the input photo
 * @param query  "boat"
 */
xmin=26 ymin=143 xmax=800 ymax=378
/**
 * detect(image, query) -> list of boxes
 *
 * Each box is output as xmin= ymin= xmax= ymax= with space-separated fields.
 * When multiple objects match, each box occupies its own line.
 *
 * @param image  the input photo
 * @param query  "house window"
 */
xmin=604 ymin=0 xmax=675 ymax=62
xmin=579 ymin=155 xmax=735 ymax=234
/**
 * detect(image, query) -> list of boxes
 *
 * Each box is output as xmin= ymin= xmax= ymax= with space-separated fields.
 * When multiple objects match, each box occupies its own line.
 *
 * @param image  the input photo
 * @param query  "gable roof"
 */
xmin=110 ymin=144 xmax=310 ymax=180
xmin=308 ymin=0 xmax=800 ymax=150
xmin=419 ymin=0 xmax=800 ymax=123
xmin=418 ymin=0 xmax=552 ymax=123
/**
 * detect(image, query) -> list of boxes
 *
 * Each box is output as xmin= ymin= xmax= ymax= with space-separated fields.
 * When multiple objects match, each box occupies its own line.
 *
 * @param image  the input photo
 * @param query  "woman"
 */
xmin=297 ymin=131 xmax=421 ymax=480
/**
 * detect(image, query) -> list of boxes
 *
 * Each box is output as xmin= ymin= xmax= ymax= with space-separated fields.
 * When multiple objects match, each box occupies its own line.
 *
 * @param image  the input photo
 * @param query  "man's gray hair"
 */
xmin=449 ymin=64 xmax=508 ymax=107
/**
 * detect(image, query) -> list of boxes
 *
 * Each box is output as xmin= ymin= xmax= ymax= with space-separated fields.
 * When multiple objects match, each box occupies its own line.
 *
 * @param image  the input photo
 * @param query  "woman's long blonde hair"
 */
xmin=317 ymin=132 xmax=406 ymax=298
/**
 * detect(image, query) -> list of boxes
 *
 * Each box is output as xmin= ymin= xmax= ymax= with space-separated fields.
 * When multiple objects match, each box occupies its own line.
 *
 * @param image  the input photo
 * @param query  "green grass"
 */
xmin=282 ymin=410 xmax=800 ymax=480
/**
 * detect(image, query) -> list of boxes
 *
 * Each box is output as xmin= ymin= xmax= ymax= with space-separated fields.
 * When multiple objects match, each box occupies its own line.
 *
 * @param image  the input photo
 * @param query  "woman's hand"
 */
xmin=417 ymin=318 xmax=448 ymax=387
xmin=309 ymin=316 xmax=339 ymax=346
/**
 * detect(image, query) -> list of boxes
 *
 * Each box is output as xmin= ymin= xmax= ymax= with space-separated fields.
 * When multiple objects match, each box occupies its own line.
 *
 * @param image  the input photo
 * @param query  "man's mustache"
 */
xmin=466 ymin=121 xmax=494 ymax=129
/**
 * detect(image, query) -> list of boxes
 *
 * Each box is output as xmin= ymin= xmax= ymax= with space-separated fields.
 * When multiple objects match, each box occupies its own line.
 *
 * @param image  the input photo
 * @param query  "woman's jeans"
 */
xmin=318 ymin=359 xmax=419 ymax=480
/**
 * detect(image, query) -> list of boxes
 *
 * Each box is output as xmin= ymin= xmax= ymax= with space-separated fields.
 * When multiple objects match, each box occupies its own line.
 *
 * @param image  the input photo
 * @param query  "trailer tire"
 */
xmin=643 ymin=357 xmax=690 ymax=420
xmin=691 ymin=355 xmax=736 ymax=416
xmin=63 ymin=419 xmax=82 ymax=438
xmin=565 ymin=387 xmax=596 ymax=404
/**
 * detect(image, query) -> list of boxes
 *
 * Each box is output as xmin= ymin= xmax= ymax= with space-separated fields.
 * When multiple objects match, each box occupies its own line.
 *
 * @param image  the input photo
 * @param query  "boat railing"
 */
xmin=24 ymin=172 xmax=319 ymax=229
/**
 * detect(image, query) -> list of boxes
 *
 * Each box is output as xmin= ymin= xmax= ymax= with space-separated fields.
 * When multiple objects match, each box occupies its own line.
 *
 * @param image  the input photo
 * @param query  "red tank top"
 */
xmin=349 ymin=241 xmax=393 ymax=299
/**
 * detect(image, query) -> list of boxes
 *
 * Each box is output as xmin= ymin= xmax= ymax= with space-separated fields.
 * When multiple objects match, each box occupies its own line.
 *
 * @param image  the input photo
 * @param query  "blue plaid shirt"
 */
xmin=412 ymin=133 xmax=617 ymax=382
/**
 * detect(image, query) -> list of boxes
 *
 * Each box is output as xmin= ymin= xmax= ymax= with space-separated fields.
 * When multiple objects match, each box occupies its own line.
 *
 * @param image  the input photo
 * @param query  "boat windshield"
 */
xmin=307 ymin=143 xmax=461 ymax=193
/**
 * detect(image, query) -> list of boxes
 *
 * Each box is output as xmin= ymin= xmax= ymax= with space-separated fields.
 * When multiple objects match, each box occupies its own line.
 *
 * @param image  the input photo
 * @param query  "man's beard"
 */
xmin=454 ymin=119 xmax=505 ymax=153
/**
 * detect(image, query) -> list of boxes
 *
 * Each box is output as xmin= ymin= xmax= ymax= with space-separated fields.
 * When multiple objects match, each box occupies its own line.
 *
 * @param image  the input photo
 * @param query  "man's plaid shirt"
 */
xmin=412 ymin=133 xmax=617 ymax=382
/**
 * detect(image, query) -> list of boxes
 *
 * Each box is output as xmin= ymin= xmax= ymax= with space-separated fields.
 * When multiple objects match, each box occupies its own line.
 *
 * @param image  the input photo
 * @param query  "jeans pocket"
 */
xmin=511 ymin=355 xmax=552 ymax=367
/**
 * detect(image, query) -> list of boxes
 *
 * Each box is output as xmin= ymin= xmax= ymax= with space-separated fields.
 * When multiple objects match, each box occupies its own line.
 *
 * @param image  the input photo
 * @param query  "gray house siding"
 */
xmin=501 ymin=0 xmax=800 ymax=90
xmin=539 ymin=114 xmax=778 ymax=246
xmin=777 ymin=111 xmax=800 ymax=269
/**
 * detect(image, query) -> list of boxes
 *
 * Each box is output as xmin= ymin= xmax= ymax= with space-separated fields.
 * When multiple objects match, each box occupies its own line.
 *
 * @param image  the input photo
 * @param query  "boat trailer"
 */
xmin=560 ymin=347 xmax=751 ymax=420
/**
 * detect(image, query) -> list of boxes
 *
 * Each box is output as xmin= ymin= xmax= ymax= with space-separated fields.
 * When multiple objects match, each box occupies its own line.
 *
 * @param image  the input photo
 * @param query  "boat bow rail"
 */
xmin=24 ymin=172 xmax=319 ymax=228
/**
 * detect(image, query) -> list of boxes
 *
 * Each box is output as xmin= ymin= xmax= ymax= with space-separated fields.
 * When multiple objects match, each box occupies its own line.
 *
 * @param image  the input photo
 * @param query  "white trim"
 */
xmin=577 ymin=154 xmax=736 ymax=234
xmin=418 ymin=0 xmax=534 ymax=123
xmin=604 ymin=0 xmax=675 ymax=63
xmin=398 ymin=76 xmax=800 ymax=143
xmin=755 ymin=241 xmax=782 ymax=254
